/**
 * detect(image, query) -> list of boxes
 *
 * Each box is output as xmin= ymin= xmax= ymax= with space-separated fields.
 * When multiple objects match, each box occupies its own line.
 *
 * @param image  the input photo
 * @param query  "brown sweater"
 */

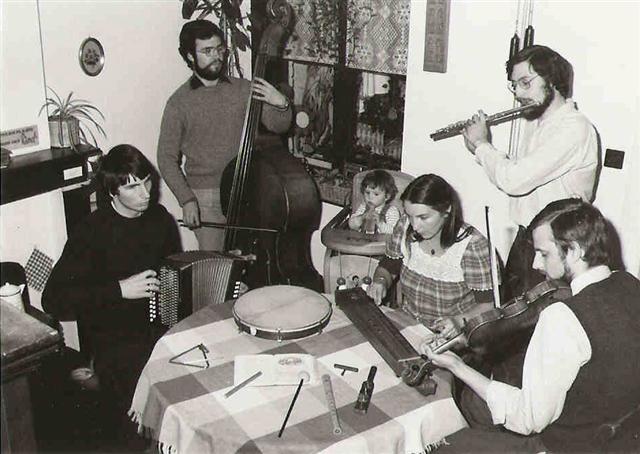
xmin=157 ymin=76 xmax=292 ymax=206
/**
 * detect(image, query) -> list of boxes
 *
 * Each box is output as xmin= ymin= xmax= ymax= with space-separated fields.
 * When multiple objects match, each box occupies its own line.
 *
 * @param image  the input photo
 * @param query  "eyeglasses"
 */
xmin=196 ymin=46 xmax=226 ymax=57
xmin=507 ymin=74 xmax=540 ymax=93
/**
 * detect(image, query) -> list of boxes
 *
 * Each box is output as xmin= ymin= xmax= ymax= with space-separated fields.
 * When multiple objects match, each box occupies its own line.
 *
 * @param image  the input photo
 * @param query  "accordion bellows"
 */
xmin=152 ymin=251 xmax=246 ymax=327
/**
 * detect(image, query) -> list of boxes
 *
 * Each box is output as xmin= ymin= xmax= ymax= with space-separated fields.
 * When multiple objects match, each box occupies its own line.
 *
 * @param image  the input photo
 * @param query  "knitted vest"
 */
xmin=540 ymin=271 xmax=640 ymax=452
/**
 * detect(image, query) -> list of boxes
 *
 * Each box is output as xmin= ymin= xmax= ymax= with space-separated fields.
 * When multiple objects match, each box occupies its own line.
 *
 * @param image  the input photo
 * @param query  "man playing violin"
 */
xmin=461 ymin=45 xmax=599 ymax=302
xmin=425 ymin=198 xmax=640 ymax=453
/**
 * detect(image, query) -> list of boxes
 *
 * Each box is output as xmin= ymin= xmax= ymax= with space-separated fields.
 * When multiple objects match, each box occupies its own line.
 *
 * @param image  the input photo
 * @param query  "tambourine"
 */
xmin=232 ymin=285 xmax=332 ymax=341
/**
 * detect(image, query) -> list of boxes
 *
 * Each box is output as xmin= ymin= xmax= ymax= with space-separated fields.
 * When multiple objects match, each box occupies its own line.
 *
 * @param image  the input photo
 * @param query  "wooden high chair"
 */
xmin=320 ymin=170 xmax=414 ymax=294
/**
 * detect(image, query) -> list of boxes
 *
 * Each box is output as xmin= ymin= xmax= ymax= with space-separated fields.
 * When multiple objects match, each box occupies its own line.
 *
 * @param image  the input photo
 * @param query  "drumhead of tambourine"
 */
xmin=232 ymin=285 xmax=331 ymax=331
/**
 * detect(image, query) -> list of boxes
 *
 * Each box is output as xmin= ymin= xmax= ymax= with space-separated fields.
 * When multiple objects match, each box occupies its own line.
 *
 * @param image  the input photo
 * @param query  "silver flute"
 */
xmin=429 ymin=103 xmax=540 ymax=141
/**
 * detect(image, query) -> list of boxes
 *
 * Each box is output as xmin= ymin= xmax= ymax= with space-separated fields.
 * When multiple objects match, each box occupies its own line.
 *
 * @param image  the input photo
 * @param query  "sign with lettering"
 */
xmin=1 ymin=125 xmax=39 ymax=150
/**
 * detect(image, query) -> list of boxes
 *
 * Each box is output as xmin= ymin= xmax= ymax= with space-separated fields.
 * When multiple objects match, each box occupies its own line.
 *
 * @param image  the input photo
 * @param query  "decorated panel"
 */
xmin=345 ymin=0 xmax=411 ymax=75
xmin=283 ymin=0 xmax=339 ymax=65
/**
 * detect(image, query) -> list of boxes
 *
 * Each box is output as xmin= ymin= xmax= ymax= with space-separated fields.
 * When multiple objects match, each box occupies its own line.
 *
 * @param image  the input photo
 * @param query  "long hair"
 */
xmin=529 ymin=198 xmax=610 ymax=267
xmin=96 ymin=144 xmax=158 ymax=205
xmin=506 ymin=45 xmax=574 ymax=98
xmin=400 ymin=174 xmax=469 ymax=249
xmin=178 ymin=20 xmax=226 ymax=70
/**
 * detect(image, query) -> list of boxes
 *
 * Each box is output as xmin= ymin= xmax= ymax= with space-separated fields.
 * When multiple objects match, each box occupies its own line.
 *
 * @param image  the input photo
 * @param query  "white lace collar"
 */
xmin=403 ymin=231 xmax=473 ymax=283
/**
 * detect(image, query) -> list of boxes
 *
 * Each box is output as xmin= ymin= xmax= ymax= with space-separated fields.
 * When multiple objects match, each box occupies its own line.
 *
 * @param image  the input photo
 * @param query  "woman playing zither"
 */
xmin=367 ymin=174 xmax=499 ymax=341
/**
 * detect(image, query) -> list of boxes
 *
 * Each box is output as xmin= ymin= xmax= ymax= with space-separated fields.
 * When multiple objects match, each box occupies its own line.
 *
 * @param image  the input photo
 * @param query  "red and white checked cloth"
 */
xmin=130 ymin=296 xmax=467 ymax=454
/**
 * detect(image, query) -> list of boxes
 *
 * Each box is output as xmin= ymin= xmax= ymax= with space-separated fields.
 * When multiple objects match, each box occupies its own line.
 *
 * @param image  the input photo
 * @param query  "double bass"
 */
xmin=220 ymin=0 xmax=323 ymax=292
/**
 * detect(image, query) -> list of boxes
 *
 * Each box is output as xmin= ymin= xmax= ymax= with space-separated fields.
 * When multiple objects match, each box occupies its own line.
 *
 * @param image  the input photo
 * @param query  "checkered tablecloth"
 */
xmin=130 ymin=296 xmax=467 ymax=454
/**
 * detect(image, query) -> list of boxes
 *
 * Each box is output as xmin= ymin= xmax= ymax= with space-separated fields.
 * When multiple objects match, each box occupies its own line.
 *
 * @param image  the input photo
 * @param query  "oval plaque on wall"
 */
xmin=78 ymin=37 xmax=105 ymax=76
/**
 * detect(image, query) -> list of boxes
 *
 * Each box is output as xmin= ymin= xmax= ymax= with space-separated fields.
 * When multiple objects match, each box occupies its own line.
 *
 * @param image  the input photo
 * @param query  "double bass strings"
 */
xmin=226 ymin=53 xmax=268 ymax=248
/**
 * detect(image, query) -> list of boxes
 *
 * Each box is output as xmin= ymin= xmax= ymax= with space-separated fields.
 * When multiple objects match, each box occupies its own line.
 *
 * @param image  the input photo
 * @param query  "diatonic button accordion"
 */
xmin=150 ymin=251 xmax=247 ymax=327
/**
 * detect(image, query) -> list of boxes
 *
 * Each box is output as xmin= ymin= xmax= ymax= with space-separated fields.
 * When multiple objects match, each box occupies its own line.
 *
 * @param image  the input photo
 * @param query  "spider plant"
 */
xmin=39 ymin=87 xmax=106 ymax=149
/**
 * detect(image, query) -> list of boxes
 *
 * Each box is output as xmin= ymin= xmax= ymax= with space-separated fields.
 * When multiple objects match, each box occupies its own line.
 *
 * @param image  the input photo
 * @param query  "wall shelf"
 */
xmin=1 ymin=145 xmax=99 ymax=205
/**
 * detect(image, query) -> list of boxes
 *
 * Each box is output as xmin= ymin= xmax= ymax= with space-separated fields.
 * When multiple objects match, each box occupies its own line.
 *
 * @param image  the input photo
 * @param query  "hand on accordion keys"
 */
xmin=119 ymin=269 xmax=160 ymax=299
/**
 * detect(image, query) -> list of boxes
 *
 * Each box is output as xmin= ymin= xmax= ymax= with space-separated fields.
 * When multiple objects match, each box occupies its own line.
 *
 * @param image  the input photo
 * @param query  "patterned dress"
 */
xmin=386 ymin=216 xmax=496 ymax=324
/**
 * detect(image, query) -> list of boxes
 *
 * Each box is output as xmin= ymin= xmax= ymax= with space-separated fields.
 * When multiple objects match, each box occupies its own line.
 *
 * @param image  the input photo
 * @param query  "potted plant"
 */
xmin=39 ymin=87 xmax=106 ymax=149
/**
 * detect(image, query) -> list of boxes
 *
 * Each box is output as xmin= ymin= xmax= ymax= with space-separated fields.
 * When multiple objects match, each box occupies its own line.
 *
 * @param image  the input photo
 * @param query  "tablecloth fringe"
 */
xmin=128 ymin=408 xmax=177 ymax=454
xmin=128 ymin=408 xmax=145 ymax=434
xmin=159 ymin=441 xmax=177 ymax=454
xmin=424 ymin=437 xmax=450 ymax=453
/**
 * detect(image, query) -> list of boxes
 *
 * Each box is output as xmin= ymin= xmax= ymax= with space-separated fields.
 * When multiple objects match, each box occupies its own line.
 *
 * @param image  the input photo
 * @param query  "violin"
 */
xmin=429 ymin=279 xmax=572 ymax=355
xmin=427 ymin=209 xmax=572 ymax=357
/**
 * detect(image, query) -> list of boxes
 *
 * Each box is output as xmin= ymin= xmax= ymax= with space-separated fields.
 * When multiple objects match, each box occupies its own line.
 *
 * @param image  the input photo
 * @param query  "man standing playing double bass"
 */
xmin=461 ymin=45 xmax=599 ymax=300
xmin=158 ymin=20 xmax=292 ymax=251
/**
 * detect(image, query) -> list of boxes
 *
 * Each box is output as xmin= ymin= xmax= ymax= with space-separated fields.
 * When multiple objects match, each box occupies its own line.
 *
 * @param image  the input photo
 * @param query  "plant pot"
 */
xmin=48 ymin=116 xmax=80 ymax=148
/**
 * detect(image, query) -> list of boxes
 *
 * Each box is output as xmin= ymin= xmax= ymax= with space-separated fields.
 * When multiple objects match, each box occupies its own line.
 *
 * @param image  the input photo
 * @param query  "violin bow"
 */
xmin=485 ymin=206 xmax=502 ymax=308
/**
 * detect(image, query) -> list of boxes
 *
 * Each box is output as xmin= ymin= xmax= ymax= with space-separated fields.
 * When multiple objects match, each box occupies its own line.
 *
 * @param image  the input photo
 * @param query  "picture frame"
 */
xmin=78 ymin=37 xmax=105 ymax=77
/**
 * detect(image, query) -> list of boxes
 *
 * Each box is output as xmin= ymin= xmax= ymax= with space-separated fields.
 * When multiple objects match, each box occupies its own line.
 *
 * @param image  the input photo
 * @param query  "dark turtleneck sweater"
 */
xmin=42 ymin=202 xmax=181 ymax=415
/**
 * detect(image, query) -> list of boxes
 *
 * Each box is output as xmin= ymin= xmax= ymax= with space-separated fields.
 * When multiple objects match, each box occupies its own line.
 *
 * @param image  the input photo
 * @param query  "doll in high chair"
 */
xmin=348 ymin=169 xmax=401 ymax=235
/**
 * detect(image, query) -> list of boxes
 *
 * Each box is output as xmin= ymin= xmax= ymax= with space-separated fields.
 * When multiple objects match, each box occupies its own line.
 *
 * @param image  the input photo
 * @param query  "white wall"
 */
xmin=0 ymin=191 xmax=81 ymax=348
xmin=37 ymin=0 xmax=255 ymax=252
xmin=3 ymin=1 xmax=637 ymax=314
xmin=403 ymin=0 xmax=640 ymax=275
xmin=38 ymin=0 xmax=200 ymax=251
xmin=0 ymin=1 xmax=79 ymax=347
xmin=0 ymin=0 xmax=50 ymax=154
xmin=37 ymin=0 xmax=340 ymax=270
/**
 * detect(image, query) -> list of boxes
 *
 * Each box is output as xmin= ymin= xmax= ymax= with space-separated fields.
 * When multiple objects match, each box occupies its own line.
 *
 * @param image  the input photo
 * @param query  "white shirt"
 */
xmin=485 ymin=265 xmax=612 ymax=435
xmin=475 ymin=99 xmax=599 ymax=226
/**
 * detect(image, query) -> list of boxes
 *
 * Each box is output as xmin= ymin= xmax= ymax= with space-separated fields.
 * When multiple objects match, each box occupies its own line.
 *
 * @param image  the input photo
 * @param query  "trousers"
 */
xmin=437 ymin=386 xmax=547 ymax=453
xmin=192 ymin=188 xmax=226 ymax=251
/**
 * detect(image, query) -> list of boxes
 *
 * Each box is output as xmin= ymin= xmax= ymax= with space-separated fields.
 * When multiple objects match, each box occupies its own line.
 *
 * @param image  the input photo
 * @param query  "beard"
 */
xmin=193 ymin=55 xmax=224 ymax=81
xmin=521 ymin=83 xmax=554 ymax=120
